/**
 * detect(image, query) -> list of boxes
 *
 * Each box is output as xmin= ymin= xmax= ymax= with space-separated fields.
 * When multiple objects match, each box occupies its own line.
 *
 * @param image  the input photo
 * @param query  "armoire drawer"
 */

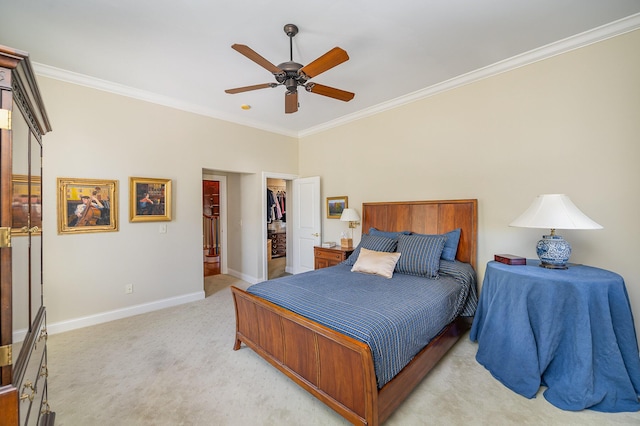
xmin=14 ymin=307 xmax=50 ymax=426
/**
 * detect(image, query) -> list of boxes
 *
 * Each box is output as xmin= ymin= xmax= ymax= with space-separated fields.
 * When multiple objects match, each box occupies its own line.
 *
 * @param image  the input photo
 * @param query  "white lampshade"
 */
xmin=509 ymin=194 xmax=602 ymax=230
xmin=340 ymin=208 xmax=360 ymax=222
xmin=510 ymin=194 xmax=602 ymax=269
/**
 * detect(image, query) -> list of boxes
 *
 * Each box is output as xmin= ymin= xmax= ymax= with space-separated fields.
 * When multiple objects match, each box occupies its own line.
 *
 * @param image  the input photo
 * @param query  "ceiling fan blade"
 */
xmin=231 ymin=44 xmax=283 ymax=75
xmin=285 ymin=91 xmax=298 ymax=114
xmin=299 ymin=47 xmax=349 ymax=78
xmin=306 ymin=83 xmax=355 ymax=102
xmin=225 ymin=83 xmax=276 ymax=94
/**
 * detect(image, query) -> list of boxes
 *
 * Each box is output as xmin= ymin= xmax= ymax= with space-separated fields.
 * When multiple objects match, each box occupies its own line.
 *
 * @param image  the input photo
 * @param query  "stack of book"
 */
xmin=494 ymin=254 xmax=526 ymax=265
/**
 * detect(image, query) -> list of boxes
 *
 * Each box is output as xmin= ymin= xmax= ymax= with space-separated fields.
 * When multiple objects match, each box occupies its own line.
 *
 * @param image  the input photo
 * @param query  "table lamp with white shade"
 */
xmin=339 ymin=208 xmax=360 ymax=248
xmin=509 ymin=194 xmax=602 ymax=269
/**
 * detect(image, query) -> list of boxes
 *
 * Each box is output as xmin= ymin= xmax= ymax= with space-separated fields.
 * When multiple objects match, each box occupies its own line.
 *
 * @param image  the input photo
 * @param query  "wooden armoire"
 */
xmin=0 ymin=45 xmax=54 ymax=424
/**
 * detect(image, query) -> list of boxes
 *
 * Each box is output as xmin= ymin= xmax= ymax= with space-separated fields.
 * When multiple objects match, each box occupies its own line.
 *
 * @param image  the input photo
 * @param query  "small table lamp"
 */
xmin=340 ymin=208 xmax=360 ymax=248
xmin=509 ymin=194 xmax=602 ymax=269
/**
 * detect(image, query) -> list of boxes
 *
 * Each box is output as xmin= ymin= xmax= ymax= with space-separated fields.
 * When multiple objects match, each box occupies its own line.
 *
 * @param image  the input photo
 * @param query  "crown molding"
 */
xmin=33 ymin=13 xmax=640 ymax=139
xmin=32 ymin=63 xmax=299 ymax=138
xmin=299 ymin=13 xmax=640 ymax=137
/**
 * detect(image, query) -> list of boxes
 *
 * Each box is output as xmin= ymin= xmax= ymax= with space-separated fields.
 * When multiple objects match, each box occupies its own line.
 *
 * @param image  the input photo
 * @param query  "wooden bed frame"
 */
xmin=231 ymin=199 xmax=478 ymax=425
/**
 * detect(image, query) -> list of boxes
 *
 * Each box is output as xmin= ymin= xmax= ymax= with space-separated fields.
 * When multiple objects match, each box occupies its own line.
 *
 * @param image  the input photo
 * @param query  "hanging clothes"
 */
xmin=277 ymin=191 xmax=286 ymax=222
xmin=267 ymin=189 xmax=276 ymax=222
xmin=273 ymin=194 xmax=283 ymax=220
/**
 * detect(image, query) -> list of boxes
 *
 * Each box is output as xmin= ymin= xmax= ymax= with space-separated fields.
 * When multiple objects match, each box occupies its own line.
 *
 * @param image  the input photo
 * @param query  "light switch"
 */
xmin=159 ymin=224 xmax=167 ymax=233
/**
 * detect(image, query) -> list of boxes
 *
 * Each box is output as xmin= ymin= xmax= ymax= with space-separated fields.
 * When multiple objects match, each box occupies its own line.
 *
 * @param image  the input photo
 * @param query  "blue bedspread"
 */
xmin=247 ymin=261 xmax=477 ymax=388
xmin=470 ymin=261 xmax=640 ymax=412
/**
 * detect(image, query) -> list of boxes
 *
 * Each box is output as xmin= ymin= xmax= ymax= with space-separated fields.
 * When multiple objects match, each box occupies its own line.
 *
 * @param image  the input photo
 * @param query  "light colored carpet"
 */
xmin=47 ymin=275 xmax=640 ymax=425
xmin=204 ymin=273 xmax=241 ymax=298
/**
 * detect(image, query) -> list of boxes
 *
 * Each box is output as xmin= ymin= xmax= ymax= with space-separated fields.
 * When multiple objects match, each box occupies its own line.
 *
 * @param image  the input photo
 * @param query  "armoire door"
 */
xmin=0 ymin=44 xmax=53 ymax=425
xmin=10 ymin=89 xmax=49 ymax=426
xmin=11 ymin=96 xmax=43 ymax=344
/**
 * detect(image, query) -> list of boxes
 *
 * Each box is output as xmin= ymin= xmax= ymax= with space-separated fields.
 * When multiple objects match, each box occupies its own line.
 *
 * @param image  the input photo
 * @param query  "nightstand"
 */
xmin=314 ymin=246 xmax=354 ymax=269
xmin=470 ymin=260 xmax=640 ymax=412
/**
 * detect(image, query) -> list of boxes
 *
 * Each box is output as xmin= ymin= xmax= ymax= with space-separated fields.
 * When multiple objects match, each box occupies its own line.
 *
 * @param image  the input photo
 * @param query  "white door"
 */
xmin=292 ymin=176 xmax=321 ymax=274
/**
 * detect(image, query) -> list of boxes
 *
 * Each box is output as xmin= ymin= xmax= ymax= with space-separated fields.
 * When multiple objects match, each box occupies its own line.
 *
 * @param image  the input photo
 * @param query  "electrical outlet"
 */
xmin=125 ymin=284 xmax=133 ymax=294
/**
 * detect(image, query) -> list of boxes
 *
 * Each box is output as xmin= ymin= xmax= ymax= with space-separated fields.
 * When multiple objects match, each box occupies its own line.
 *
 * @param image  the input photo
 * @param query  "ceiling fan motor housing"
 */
xmin=276 ymin=61 xmax=307 ymax=91
xmin=225 ymin=23 xmax=353 ymax=113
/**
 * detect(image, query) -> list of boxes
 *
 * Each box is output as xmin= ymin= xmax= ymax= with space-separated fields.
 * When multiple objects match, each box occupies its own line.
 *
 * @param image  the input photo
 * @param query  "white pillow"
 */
xmin=351 ymin=247 xmax=401 ymax=279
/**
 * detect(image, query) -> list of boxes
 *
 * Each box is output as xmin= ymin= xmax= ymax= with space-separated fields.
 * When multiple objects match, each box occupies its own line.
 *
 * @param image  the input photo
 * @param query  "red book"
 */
xmin=494 ymin=254 xmax=526 ymax=265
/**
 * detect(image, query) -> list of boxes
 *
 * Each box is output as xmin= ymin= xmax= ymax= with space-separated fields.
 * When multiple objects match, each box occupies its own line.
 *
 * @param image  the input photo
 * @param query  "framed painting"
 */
xmin=129 ymin=177 xmax=172 ymax=222
xmin=57 ymin=178 xmax=118 ymax=234
xmin=327 ymin=196 xmax=348 ymax=219
xmin=11 ymin=175 xmax=42 ymax=236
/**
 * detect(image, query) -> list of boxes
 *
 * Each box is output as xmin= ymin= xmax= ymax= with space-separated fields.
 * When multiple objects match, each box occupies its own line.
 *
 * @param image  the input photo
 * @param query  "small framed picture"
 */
xmin=129 ymin=177 xmax=172 ymax=222
xmin=327 ymin=196 xmax=348 ymax=219
xmin=57 ymin=177 xmax=118 ymax=234
xmin=11 ymin=175 xmax=41 ymax=236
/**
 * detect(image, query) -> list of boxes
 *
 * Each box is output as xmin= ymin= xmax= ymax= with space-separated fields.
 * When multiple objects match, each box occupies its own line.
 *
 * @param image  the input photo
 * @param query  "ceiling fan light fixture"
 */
xmin=285 ymin=78 xmax=297 ymax=92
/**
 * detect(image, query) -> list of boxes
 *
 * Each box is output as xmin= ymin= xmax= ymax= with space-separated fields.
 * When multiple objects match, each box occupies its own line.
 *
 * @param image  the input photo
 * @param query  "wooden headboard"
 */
xmin=361 ymin=199 xmax=478 ymax=270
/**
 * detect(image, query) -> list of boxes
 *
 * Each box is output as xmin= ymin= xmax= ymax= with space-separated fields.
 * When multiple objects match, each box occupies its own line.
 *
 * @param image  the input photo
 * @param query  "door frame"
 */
xmin=262 ymin=172 xmax=298 ymax=281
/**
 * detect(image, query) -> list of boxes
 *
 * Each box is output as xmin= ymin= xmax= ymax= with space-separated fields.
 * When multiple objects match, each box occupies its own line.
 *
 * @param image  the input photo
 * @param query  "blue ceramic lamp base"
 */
xmin=536 ymin=231 xmax=571 ymax=269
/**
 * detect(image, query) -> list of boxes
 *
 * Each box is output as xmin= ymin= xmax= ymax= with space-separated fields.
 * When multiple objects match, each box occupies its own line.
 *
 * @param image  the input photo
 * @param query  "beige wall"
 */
xmin=301 ymin=30 xmax=640 ymax=337
xmin=38 ymin=78 xmax=297 ymax=332
xmin=29 ymin=29 xmax=640 ymax=342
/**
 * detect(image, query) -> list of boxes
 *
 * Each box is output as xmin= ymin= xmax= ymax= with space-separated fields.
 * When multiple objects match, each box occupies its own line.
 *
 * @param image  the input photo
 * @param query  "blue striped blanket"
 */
xmin=247 ymin=261 xmax=477 ymax=388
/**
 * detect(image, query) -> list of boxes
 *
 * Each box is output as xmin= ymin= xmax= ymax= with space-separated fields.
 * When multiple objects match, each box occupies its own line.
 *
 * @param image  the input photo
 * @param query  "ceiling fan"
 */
xmin=225 ymin=24 xmax=355 ymax=114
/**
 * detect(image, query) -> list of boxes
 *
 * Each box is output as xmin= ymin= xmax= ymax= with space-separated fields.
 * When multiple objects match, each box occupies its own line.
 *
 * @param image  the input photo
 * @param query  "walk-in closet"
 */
xmin=267 ymin=178 xmax=287 ymax=278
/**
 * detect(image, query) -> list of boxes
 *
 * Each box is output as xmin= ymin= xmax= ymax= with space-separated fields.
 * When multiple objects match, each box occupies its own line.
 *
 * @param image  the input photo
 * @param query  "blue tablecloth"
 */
xmin=470 ymin=260 xmax=640 ymax=412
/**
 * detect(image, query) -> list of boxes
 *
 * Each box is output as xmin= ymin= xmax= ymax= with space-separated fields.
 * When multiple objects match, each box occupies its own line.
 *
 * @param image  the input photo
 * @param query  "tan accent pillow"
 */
xmin=351 ymin=247 xmax=401 ymax=279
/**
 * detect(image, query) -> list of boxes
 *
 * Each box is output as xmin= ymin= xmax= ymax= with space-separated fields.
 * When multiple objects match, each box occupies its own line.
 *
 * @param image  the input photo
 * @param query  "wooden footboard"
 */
xmin=231 ymin=285 xmax=470 ymax=425
xmin=231 ymin=285 xmax=379 ymax=425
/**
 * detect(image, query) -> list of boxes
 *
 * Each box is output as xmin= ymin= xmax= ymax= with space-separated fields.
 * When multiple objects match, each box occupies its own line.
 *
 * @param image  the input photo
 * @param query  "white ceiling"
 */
xmin=2 ymin=1 xmax=640 ymax=137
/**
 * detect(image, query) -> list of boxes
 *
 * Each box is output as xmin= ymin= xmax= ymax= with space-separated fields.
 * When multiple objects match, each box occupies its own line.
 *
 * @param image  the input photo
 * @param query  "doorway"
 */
xmin=267 ymin=178 xmax=288 ymax=279
xmin=203 ymin=179 xmax=220 ymax=276
xmin=262 ymin=173 xmax=321 ymax=281
xmin=202 ymin=173 xmax=228 ymax=277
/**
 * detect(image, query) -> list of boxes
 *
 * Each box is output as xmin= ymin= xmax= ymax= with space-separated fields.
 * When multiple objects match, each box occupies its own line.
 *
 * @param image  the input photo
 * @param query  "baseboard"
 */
xmin=226 ymin=268 xmax=260 ymax=285
xmin=28 ymin=291 xmax=205 ymax=340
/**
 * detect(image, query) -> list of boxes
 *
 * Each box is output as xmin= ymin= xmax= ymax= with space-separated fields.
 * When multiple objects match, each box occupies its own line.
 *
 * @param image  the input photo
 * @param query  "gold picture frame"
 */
xmin=12 ymin=175 xmax=42 ymax=236
xmin=327 ymin=196 xmax=348 ymax=219
xmin=129 ymin=177 xmax=172 ymax=222
xmin=57 ymin=177 xmax=118 ymax=234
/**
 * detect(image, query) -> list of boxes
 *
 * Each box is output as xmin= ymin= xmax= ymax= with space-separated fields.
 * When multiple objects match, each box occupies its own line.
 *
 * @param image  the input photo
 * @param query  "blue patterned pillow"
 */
xmin=395 ymin=234 xmax=447 ymax=278
xmin=413 ymin=228 xmax=461 ymax=261
xmin=343 ymin=234 xmax=398 ymax=266
xmin=368 ymin=227 xmax=411 ymax=239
